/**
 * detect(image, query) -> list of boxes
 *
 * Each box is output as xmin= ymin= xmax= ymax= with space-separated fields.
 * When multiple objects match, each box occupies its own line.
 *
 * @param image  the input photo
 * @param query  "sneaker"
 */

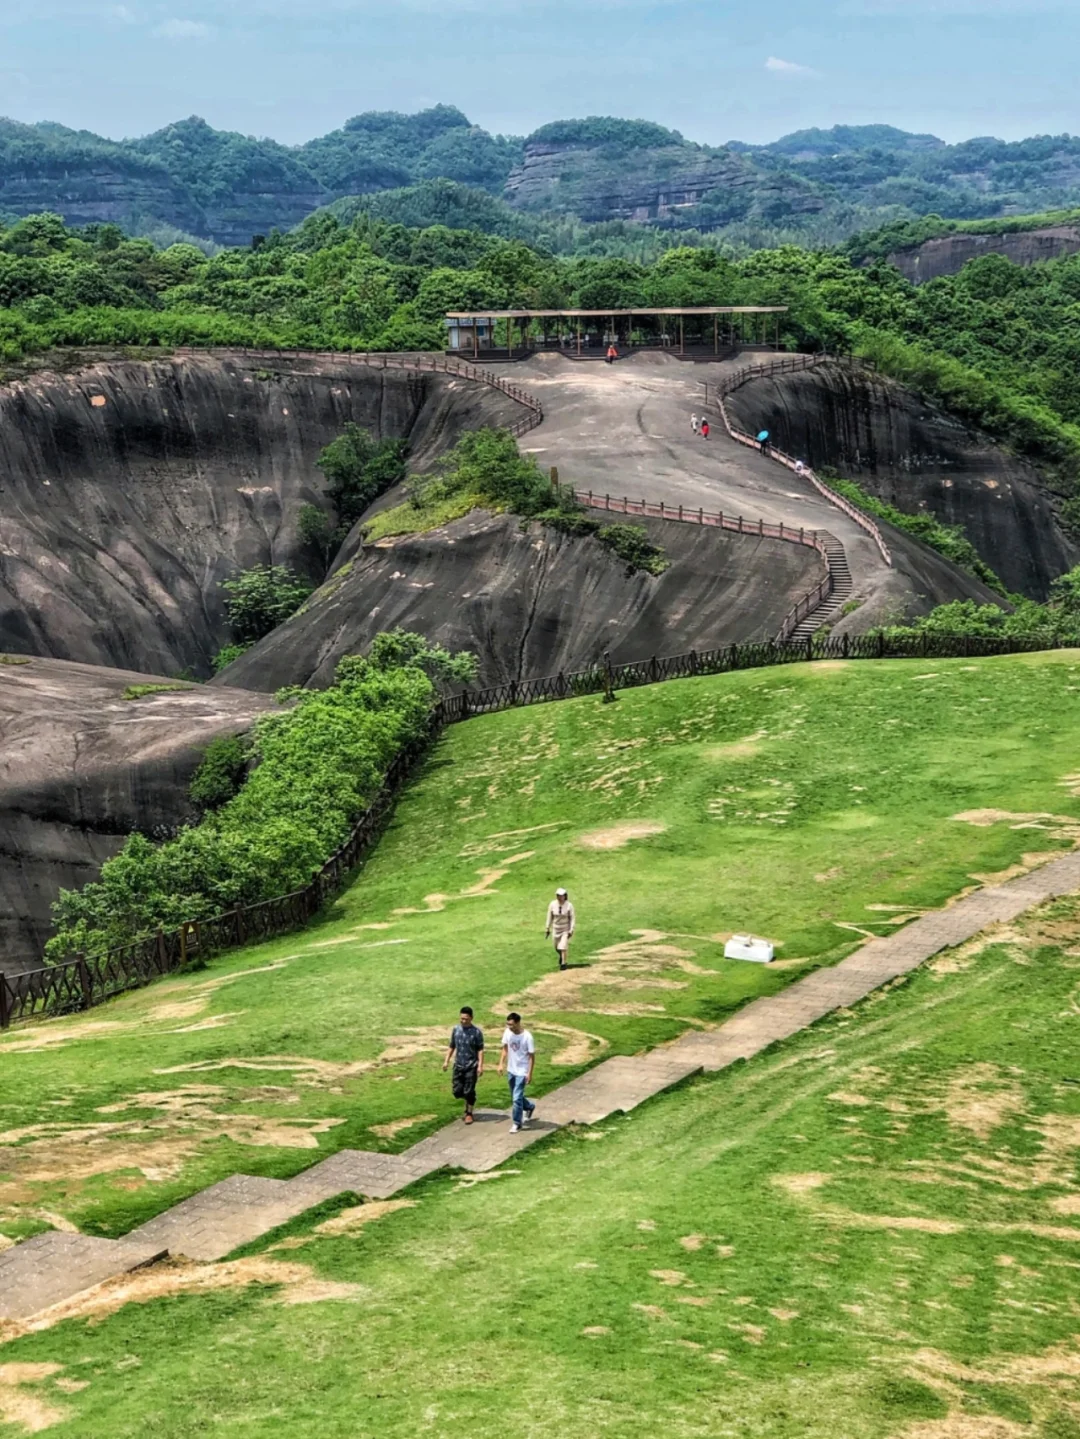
xmin=509 ymin=1123 xmax=521 ymax=1133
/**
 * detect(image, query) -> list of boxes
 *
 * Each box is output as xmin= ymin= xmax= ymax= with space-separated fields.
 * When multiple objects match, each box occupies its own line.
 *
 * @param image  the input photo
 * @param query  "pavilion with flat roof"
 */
xmin=445 ymin=306 xmax=788 ymax=359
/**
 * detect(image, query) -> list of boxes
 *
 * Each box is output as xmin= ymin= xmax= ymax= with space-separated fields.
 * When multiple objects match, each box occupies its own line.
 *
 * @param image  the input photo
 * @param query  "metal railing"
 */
xmin=5 ymin=626 xmax=1076 ymax=1029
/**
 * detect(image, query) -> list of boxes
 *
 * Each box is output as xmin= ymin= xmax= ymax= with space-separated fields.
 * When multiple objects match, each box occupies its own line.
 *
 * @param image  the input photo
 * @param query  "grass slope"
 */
xmin=4 ymin=843 xmax=1080 ymax=1432
xmin=3 ymin=654 xmax=1080 ymax=1251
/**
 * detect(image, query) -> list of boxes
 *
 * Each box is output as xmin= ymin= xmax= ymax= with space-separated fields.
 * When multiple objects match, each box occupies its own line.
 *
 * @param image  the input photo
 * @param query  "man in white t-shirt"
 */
xmin=497 ymin=1012 xmax=536 ymax=1133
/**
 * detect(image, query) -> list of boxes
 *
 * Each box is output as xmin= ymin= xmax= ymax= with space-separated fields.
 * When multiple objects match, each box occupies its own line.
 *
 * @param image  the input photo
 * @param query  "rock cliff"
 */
xmin=0 ymin=657 xmax=273 ymax=972
xmin=504 ymin=140 xmax=824 ymax=223
xmin=0 ymin=353 xmax=524 ymax=678
xmin=886 ymin=226 xmax=1080 ymax=283
xmin=725 ymin=362 xmax=1079 ymax=599
xmin=214 ymin=509 xmax=825 ymax=692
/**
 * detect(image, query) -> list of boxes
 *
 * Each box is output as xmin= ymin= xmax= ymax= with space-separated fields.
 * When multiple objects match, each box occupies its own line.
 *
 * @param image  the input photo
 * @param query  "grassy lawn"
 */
xmin=3 ymin=872 xmax=1080 ymax=1434
xmin=3 ymin=653 xmax=1080 ymax=1251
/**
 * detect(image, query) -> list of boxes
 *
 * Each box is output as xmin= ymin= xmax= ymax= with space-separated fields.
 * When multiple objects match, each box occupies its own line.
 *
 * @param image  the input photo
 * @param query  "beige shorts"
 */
xmin=554 ymin=933 xmax=570 ymax=953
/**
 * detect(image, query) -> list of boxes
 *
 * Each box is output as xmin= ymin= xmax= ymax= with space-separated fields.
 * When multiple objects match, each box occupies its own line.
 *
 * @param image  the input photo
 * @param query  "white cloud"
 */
xmin=765 ymin=56 xmax=817 ymax=76
xmin=154 ymin=17 xmax=214 ymax=38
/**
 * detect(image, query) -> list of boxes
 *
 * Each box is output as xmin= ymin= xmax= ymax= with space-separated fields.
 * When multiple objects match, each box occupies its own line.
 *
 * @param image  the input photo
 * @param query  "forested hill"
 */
xmin=4 ymin=108 xmax=1080 ymax=251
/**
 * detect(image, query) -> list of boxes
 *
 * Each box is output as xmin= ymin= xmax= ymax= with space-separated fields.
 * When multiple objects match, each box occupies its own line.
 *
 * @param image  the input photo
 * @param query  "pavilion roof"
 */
xmin=444 ymin=306 xmax=787 ymax=319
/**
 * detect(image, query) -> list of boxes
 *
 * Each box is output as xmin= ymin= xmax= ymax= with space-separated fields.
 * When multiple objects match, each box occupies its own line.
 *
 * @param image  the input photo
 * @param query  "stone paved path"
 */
xmin=4 ymin=847 xmax=1080 ymax=1322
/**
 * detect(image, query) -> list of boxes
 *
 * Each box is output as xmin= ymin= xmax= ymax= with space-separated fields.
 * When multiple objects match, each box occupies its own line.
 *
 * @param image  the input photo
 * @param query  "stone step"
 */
xmin=540 ymin=1056 xmax=702 ymax=1126
xmin=297 ymin=1148 xmax=437 ymax=1201
xmin=128 ymin=1174 xmax=331 ymax=1263
xmin=0 ymin=1231 xmax=167 ymax=1322
xmin=402 ymin=1108 xmax=555 ymax=1174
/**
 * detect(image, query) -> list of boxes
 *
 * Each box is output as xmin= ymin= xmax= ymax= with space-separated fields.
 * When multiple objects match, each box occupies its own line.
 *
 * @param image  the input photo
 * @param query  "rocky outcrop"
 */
xmin=0 ymin=163 xmax=207 ymax=236
xmin=886 ymin=226 xmax=1080 ymax=283
xmin=0 ymin=353 xmax=524 ymax=678
xmin=725 ymin=362 xmax=1078 ymax=599
xmin=504 ymin=142 xmax=824 ymax=223
xmin=0 ymin=657 xmax=273 ymax=972
xmin=215 ymin=508 xmax=826 ymax=692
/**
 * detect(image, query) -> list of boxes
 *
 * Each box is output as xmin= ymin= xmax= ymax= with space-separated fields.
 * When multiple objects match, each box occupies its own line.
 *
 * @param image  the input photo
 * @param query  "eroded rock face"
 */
xmin=0 ymin=353 xmax=524 ymax=678
xmin=886 ymin=226 xmax=1080 ymax=283
xmin=504 ymin=141 xmax=823 ymax=223
xmin=215 ymin=508 xmax=827 ymax=692
xmin=726 ymin=362 xmax=1078 ymax=599
xmin=0 ymin=657 xmax=274 ymax=972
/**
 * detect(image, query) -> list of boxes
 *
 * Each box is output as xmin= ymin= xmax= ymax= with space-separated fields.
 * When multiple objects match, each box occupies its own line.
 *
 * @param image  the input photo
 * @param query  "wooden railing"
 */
xmin=713 ymin=354 xmax=893 ymax=567
xmin=173 ymin=347 xmax=545 ymax=440
xmin=6 ymin=626 xmax=1078 ymax=1028
xmin=573 ymin=490 xmax=836 ymax=644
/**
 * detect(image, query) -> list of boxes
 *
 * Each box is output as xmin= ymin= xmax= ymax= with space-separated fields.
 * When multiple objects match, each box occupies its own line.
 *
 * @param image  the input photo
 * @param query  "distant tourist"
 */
xmin=607 ymin=344 xmax=618 ymax=364
xmin=691 ymin=413 xmax=700 ymax=434
xmin=757 ymin=429 xmax=770 ymax=456
xmin=794 ymin=459 xmax=806 ymax=476
xmin=498 ymin=1012 xmax=537 ymax=1132
xmin=443 ymin=1005 xmax=484 ymax=1124
xmin=545 ymin=887 xmax=576 ymax=970
xmin=700 ymin=417 xmax=710 ymax=440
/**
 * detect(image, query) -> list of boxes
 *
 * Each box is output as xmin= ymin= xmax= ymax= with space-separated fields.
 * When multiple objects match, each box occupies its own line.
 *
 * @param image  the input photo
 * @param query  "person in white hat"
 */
xmin=545 ymin=887 xmax=576 ymax=970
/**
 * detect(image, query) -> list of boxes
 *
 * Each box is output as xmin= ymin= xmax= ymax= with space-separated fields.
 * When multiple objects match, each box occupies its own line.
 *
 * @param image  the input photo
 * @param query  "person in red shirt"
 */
xmin=606 ymin=344 xmax=618 ymax=364
xmin=700 ymin=417 xmax=710 ymax=439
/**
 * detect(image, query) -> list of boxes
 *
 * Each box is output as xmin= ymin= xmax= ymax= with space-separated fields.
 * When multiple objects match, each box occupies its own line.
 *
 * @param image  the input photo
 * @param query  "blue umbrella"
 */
xmin=757 ymin=430 xmax=770 ymax=442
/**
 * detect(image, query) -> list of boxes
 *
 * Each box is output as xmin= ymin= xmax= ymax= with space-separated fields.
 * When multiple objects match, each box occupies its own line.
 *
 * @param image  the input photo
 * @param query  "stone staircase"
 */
xmin=789 ymin=532 xmax=853 ymax=642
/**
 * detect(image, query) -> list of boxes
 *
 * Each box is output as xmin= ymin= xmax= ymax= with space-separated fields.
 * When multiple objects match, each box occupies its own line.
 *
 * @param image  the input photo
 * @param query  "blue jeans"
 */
xmin=508 ymin=1072 xmax=535 ymax=1125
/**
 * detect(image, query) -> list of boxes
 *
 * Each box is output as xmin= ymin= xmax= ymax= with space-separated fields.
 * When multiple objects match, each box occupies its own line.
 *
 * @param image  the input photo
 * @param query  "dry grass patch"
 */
xmin=577 ymin=821 xmax=667 ymax=850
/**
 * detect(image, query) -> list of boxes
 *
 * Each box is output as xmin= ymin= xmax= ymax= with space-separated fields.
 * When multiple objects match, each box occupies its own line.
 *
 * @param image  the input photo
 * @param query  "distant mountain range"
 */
xmin=4 ymin=108 xmax=1080 ymax=249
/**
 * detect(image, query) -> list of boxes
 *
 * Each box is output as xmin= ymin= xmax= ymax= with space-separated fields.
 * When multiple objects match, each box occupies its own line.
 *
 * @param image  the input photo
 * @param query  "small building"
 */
xmin=445 ymin=316 xmax=497 ymax=352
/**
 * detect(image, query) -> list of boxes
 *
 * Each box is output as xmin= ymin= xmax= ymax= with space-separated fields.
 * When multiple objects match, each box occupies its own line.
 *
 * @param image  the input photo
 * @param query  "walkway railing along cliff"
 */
xmin=574 ymin=489 xmax=835 ymax=643
xmin=712 ymin=353 xmax=893 ymax=567
xmin=172 ymin=347 xmax=545 ymax=441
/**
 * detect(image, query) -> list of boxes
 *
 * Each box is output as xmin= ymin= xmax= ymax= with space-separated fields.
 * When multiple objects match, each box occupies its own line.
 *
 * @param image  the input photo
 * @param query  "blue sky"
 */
xmin=0 ymin=0 xmax=1074 ymax=146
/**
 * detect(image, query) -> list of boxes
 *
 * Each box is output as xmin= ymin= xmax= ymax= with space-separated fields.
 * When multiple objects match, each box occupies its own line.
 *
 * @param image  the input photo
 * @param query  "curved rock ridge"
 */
xmin=0 ymin=656 xmax=274 ymax=973
xmin=886 ymin=226 xmax=1080 ymax=283
xmin=724 ymin=360 xmax=1078 ymax=600
xmin=0 ymin=352 xmax=524 ymax=678
xmin=213 ymin=509 xmax=826 ymax=693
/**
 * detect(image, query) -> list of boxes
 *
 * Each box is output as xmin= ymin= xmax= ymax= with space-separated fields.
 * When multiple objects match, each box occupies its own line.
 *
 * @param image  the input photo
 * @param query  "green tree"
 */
xmin=317 ymin=425 xmax=408 ymax=528
xmin=220 ymin=564 xmax=313 ymax=646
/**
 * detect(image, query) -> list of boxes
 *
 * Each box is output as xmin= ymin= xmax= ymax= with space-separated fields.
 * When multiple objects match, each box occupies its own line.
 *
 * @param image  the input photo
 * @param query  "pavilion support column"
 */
xmin=714 ymin=314 xmax=718 ymax=355
xmin=473 ymin=321 xmax=479 ymax=360
xmin=577 ymin=320 xmax=582 ymax=356
xmin=680 ymin=315 xmax=684 ymax=355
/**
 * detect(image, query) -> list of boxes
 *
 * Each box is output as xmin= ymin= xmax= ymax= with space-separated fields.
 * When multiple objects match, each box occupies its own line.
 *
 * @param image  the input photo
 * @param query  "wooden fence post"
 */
xmin=77 ymin=954 xmax=92 ymax=1010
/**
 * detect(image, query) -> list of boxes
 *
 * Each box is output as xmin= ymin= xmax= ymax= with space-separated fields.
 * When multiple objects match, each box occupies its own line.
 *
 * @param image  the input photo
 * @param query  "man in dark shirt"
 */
xmin=442 ymin=1005 xmax=484 ymax=1124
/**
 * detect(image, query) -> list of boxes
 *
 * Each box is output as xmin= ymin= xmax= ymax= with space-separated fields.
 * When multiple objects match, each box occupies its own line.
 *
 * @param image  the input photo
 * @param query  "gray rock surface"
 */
xmin=0 ymin=656 xmax=273 ymax=972
xmin=215 ymin=508 xmax=825 ymax=692
xmin=886 ymin=226 xmax=1080 ymax=283
xmin=725 ymin=361 xmax=1078 ymax=600
xmin=0 ymin=352 xmax=523 ymax=677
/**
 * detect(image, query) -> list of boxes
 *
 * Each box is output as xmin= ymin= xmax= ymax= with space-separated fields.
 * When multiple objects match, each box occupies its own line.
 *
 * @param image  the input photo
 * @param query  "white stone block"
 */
xmin=724 ymin=934 xmax=774 ymax=963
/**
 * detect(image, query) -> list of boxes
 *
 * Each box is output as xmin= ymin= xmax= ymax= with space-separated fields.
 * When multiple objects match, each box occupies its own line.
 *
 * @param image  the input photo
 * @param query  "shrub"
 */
xmin=221 ymin=564 xmax=313 ymax=646
xmin=46 ymin=633 xmax=462 ymax=960
xmin=211 ymin=642 xmax=252 ymax=673
xmin=317 ymin=425 xmax=408 ymax=528
xmin=189 ymin=734 xmax=250 ymax=813
xmin=596 ymin=523 xmax=670 ymax=576
xmin=828 ymin=475 xmax=1005 ymax=593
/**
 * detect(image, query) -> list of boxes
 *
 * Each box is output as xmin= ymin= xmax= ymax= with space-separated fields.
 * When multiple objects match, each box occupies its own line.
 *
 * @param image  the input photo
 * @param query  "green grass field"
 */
xmin=3 ymin=869 xmax=1080 ymax=1434
xmin=4 ymin=654 xmax=1080 ymax=1255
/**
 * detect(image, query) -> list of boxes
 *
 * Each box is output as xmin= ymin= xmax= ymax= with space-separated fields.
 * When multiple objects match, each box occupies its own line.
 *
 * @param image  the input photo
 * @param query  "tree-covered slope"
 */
xmin=7 ymin=108 xmax=1080 ymax=250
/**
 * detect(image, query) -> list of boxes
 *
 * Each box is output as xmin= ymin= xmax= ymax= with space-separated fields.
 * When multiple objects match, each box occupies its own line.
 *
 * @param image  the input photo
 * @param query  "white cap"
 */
xmin=556 ymin=887 xmax=568 ymax=897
